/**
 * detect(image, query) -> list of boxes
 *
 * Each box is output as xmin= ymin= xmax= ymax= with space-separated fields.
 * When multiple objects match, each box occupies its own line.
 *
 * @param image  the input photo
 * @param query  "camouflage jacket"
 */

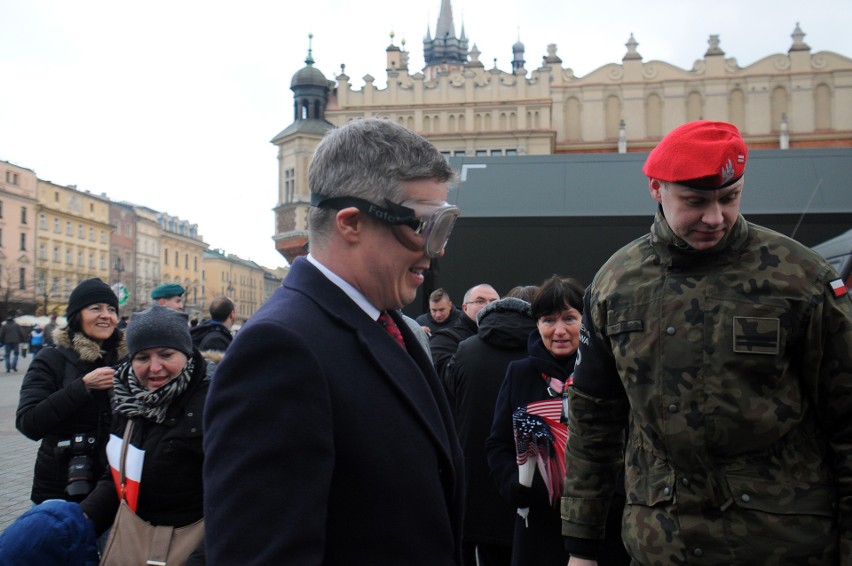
xmin=561 ymin=210 xmax=852 ymax=565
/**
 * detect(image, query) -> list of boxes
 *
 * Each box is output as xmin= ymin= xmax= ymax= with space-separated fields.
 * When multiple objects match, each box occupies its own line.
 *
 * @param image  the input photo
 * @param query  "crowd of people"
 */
xmin=0 ymin=117 xmax=850 ymax=566
xmin=0 ymin=282 xmax=233 ymax=564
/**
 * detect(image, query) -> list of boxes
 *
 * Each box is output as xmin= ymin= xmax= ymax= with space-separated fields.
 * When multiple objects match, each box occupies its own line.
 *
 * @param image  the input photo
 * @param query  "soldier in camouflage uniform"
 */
xmin=561 ymin=120 xmax=852 ymax=565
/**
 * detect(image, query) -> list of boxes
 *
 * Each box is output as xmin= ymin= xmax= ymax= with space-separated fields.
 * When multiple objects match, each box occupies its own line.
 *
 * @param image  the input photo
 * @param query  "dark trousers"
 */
xmin=463 ymin=541 xmax=511 ymax=566
xmin=4 ymin=343 xmax=19 ymax=371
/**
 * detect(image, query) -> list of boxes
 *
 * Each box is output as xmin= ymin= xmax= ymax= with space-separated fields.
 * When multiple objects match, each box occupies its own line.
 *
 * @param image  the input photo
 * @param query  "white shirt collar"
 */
xmin=305 ymin=253 xmax=380 ymax=321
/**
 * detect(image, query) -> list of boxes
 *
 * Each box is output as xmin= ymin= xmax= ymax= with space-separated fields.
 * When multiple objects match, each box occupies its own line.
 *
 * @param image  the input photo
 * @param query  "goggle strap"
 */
xmin=310 ymin=194 xmax=421 ymax=230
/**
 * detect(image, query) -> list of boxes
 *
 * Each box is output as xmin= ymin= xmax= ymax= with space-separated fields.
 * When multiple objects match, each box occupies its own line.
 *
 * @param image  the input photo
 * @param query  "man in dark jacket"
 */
xmin=0 ymin=316 xmax=26 ymax=372
xmin=445 ymin=297 xmax=537 ymax=566
xmin=431 ymin=283 xmax=499 ymax=381
xmin=415 ymin=288 xmax=461 ymax=335
xmin=43 ymin=314 xmax=58 ymax=347
xmin=203 ymin=118 xmax=465 ymax=565
xmin=189 ymin=296 xmax=235 ymax=352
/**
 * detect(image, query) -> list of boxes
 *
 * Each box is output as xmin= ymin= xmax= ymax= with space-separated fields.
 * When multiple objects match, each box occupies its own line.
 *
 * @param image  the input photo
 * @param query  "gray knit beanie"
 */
xmin=127 ymin=305 xmax=193 ymax=359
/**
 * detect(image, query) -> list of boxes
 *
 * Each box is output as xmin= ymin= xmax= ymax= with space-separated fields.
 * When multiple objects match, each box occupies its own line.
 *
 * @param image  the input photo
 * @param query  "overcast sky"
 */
xmin=1 ymin=0 xmax=850 ymax=269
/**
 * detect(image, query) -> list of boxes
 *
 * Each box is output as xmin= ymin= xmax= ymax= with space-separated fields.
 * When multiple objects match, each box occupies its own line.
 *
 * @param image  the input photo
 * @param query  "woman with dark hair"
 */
xmin=486 ymin=275 xmax=629 ymax=566
xmin=16 ymin=278 xmax=126 ymax=504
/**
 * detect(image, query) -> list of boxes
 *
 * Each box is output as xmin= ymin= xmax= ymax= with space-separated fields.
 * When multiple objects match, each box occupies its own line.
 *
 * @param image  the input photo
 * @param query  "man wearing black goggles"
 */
xmin=203 ymin=119 xmax=466 ymax=565
xmin=311 ymin=193 xmax=459 ymax=259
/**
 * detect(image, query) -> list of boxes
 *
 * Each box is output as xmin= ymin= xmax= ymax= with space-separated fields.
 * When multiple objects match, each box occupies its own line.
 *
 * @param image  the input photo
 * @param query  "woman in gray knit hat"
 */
xmin=80 ymin=305 xmax=213 ymax=564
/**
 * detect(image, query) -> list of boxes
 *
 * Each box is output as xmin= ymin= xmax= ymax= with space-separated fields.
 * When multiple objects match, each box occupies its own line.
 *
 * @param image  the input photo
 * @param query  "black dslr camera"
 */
xmin=56 ymin=433 xmax=98 ymax=500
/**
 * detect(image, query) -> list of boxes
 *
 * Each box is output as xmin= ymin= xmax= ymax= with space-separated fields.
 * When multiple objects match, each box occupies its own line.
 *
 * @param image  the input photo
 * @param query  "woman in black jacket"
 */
xmin=81 ymin=305 xmax=211 ymax=560
xmin=486 ymin=275 xmax=629 ymax=566
xmin=16 ymin=278 xmax=126 ymax=504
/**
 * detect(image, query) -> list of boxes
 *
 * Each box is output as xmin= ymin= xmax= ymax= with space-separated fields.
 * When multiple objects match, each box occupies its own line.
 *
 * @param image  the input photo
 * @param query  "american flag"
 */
xmin=513 ymin=397 xmax=568 ymax=505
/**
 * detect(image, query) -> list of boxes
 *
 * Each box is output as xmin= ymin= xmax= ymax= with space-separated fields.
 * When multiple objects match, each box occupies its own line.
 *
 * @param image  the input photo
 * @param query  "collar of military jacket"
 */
xmin=651 ymin=208 xmax=749 ymax=266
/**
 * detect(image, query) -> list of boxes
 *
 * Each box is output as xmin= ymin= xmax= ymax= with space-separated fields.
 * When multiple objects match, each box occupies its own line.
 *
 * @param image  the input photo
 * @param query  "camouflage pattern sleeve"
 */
xmin=561 ymin=289 xmax=628 ymax=542
xmin=807 ymin=267 xmax=852 ymax=561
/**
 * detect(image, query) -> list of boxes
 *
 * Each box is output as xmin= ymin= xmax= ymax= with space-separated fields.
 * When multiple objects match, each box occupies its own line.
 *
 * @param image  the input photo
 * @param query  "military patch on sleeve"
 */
xmin=732 ymin=316 xmax=779 ymax=355
xmin=830 ymin=278 xmax=848 ymax=298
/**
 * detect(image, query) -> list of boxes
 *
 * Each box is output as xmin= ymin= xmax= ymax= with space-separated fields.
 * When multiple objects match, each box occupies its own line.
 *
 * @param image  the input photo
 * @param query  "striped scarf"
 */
xmin=112 ymin=358 xmax=195 ymax=423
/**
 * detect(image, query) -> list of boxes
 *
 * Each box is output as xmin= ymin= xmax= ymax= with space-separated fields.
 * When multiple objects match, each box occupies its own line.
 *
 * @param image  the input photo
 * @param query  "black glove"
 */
xmin=511 ymin=481 xmax=534 ymax=508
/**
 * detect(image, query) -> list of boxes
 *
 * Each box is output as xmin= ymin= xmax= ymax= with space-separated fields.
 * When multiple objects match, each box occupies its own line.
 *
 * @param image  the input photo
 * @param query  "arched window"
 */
xmin=605 ymin=95 xmax=621 ymax=139
xmin=565 ymin=97 xmax=581 ymax=141
xmin=771 ymin=86 xmax=788 ymax=133
xmin=814 ymin=84 xmax=832 ymax=130
xmin=687 ymin=91 xmax=703 ymax=122
xmin=728 ymin=89 xmax=746 ymax=132
xmin=646 ymin=93 xmax=663 ymax=138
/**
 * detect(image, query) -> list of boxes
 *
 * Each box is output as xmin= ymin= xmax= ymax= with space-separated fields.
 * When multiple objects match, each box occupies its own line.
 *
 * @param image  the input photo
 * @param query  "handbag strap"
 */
xmin=118 ymin=419 xmax=135 ymax=502
xmin=147 ymin=525 xmax=175 ymax=566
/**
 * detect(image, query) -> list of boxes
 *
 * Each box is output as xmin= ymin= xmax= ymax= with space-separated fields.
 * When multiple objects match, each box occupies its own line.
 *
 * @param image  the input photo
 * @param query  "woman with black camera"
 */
xmin=16 ymin=278 xmax=125 ymax=504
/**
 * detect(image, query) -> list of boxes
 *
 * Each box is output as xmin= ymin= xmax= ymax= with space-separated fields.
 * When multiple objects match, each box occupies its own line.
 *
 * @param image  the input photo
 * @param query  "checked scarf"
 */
xmin=112 ymin=358 xmax=195 ymax=423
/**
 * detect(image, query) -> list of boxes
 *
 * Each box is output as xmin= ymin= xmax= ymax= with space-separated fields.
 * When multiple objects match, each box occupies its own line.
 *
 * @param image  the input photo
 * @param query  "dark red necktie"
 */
xmin=378 ymin=311 xmax=406 ymax=350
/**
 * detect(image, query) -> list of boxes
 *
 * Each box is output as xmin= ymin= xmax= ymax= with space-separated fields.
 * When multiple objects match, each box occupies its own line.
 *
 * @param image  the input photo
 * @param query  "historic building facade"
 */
xmin=132 ymin=205 xmax=163 ymax=309
xmin=159 ymin=213 xmax=206 ymax=319
xmin=109 ymin=201 xmax=136 ymax=316
xmin=0 ymin=160 xmax=281 ymax=318
xmin=201 ymin=248 xmax=266 ymax=323
xmin=36 ymin=180 xmax=113 ymax=316
xmin=0 ymin=160 xmax=38 ymax=317
xmin=270 ymin=0 xmax=852 ymax=263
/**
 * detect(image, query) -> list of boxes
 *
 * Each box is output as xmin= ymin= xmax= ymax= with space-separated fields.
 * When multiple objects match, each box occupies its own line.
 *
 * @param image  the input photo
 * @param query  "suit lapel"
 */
xmin=285 ymin=259 xmax=454 ymax=458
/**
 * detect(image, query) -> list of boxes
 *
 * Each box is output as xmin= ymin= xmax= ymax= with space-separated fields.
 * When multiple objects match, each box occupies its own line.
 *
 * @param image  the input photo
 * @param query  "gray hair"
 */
xmin=307 ymin=118 xmax=455 ymax=250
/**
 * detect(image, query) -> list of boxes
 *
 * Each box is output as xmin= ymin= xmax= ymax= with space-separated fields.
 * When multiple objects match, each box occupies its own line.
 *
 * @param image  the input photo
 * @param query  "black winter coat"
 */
xmin=189 ymin=320 xmax=233 ymax=352
xmin=431 ymin=313 xmax=478 ymax=384
xmin=487 ymin=333 xmax=630 ymax=566
xmin=0 ymin=320 xmax=26 ymax=344
xmin=445 ymin=298 xmax=536 ymax=548
xmin=80 ymin=350 xmax=209 ymax=536
xmin=16 ymin=328 xmax=126 ymax=504
xmin=415 ymin=306 xmax=461 ymax=335
xmin=486 ymin=332 xmax=576 ymax=566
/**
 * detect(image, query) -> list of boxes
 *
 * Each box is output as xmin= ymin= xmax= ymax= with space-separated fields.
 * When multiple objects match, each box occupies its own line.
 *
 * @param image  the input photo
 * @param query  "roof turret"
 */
xmin=290 ymin=33 xmax=328 ymax=88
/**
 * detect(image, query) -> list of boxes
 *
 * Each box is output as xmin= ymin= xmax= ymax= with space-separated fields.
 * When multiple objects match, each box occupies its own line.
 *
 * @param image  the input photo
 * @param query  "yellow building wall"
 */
xmin=0 ymin=162 xmax=39 ymax=312
xmin=36 ymin=180 xmax=113 ymax=315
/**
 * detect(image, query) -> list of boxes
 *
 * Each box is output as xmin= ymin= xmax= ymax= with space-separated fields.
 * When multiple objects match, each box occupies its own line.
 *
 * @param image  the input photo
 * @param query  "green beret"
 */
xmin=151 ymin=283 xmax=185 ymax=299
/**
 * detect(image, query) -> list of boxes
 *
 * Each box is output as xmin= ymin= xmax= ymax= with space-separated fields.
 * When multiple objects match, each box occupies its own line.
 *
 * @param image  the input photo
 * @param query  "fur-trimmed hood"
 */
xmin=475 ymin=297 xmax=536 ymax=351
xmin=476 ymin=297 xmax=531 ymax=325
xmin=53 ymin=326 xmax=128 ymax=363
xmin=201 ymin=349 xmax=224 ymax=380
xmin=202 ymin=349 xmax=224 ymax=364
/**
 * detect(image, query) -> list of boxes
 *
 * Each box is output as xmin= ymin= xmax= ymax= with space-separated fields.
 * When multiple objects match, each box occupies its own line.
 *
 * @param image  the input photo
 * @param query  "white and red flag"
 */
xmin=830 ymin=278 xmax=848 ymax=298
xmin=106 ymin=432 xmax=145 ymax=511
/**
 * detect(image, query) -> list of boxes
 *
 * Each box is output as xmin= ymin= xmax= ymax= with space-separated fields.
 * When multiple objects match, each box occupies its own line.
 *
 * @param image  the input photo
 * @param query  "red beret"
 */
xmin=643 ymin=120 xmax=748 ymax=190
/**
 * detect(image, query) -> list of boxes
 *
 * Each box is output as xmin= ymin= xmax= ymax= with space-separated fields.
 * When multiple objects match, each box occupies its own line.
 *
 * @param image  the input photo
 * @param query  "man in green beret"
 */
xmin=151 ymin=283 xmax=185 ymax=312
